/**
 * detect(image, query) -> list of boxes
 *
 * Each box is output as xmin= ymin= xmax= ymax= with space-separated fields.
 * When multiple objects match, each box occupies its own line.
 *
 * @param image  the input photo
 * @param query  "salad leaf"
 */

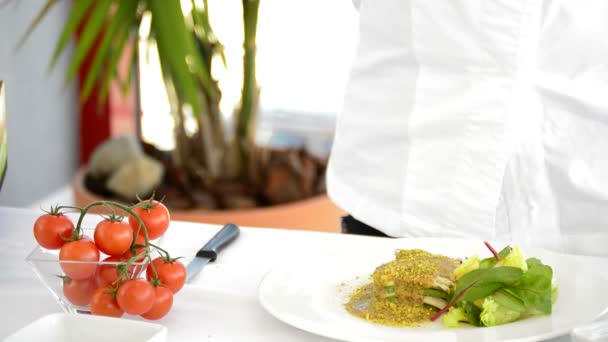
xmin=438 ymin=245 xmax=556 ymax=328
xmin=526 ymin=257 xmax=543 ymax=268
xmin=462 ymin=301 xmax=482 ymax=326
xmin=453 ymin=255 xmax=479 ymax=280
xmin=424 ymin=288 xmax=449 ymax=300
xmin=443 ymin=307 xmax=468 ymax=328
xmin=459 ymin=282 xmax=503 ymax=303
xmin=507 ymin=259 xmax=553 ymax=314
xmin=480 ymin=296 xmax=522 ymax=326
xmin=492 ymin=290 xmax=526 ymax=313
xmin=479 ymin=257 xmax=496 ymax=269
xmin=479 ymin=246 xmax=512 ymax=269
xmin=442 ymin=302 xmax=481 ymax=328
xmin=453 ymin=267 xmax=524 ymax=303
xmin=496 ymin=246 xmax=528 ymax=272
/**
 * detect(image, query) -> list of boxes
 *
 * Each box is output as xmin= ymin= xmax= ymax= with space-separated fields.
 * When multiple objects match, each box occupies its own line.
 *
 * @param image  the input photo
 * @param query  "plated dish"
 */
xmin=258 ymin=238 xmax=608 ymax=342
xmin=344 ymin=243 xmax=557 ymax=328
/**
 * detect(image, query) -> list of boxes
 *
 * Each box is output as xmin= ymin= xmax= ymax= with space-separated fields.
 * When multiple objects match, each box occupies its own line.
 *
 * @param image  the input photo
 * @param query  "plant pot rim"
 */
xmin=72 ymin=167 xmax=345 ymax=232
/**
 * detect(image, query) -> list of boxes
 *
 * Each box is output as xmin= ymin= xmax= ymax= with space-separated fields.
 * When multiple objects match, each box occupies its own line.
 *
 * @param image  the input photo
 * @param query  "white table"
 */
xmin=1 ymin=206 xmax=605 ymax=341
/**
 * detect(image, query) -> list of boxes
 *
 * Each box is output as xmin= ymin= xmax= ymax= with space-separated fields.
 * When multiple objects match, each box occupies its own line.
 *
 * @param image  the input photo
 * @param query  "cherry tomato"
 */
xmin=128 ymin=200 xmax=170 ymax=240
xmin=122 ymin=234 xmax=147 ymax=262
xmin=141 ymin=285 xmax=173 ymax=320
xmin=59 ymin=237 xmax=100 ymax=280
xmin=116 ymin=279 xmax=156 ymax=315
xmin=90 ymin=287 xmax=124 ymax=317
xmin=33 ymin=213 xmax=74 ymax=250
xmin=62 ymin=276 xmax=96 ymax=306
xmin=96 ymin=256 xmax=135 ymax=287
xmin=146 ymin=257 xmax=186 ymax=293
xmin=94 ymin=219 xmax=133 ymax=256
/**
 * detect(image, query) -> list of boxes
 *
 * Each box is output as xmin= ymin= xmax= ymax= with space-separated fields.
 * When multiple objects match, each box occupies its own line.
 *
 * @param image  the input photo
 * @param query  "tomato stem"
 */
xmin=146 ymin=254 xmax=159 ymax=280
xmin=148 ymin=242 xmax=171 ymax=259
xmin=73 ymin=201 xmax=153 ymax=263
xmin=56 ymin=205 xmax=84 ymax=213
xmin=75 ymin=201 xmax=150 ymax=241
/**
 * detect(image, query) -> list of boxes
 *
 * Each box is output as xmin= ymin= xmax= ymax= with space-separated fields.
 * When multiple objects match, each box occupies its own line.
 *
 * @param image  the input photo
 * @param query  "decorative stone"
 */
xmin=87 ymin=136 xmax=143 ymax=178
xmin=106 ymin=155 xmax=164 ymax=200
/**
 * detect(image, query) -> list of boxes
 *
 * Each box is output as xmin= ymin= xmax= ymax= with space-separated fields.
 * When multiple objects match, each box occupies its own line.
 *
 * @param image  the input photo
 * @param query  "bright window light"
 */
xmin=139 ymin=0 xmax=358 ymax=151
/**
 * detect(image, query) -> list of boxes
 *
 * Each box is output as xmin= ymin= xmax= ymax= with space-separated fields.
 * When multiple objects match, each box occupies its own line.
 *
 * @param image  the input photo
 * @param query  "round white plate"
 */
xmin=258 ymin=238 xmax=608 ymax=342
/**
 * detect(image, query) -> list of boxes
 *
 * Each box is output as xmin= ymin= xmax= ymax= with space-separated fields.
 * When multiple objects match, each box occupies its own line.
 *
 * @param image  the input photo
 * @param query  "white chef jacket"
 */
xmin=327 ymin=0 xmax=608 ymax=253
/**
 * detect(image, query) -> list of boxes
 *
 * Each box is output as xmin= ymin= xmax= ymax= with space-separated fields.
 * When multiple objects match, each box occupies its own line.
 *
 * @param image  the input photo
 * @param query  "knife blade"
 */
xmin=186 ymin=223 xmax=240 ymax=283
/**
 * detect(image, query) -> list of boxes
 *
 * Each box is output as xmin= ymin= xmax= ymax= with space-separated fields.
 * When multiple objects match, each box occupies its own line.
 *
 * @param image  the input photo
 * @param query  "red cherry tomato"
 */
xmin=33 ymin=213 xmax=74 ymax=250
xmin=116 ymin=279 xmax=156 ymax=315
xmin=128 ymin=200 xmax=170 ymax=240
xmin=141 ymin=285 xmax=173 ymax=320
xmin=146 ymin=257 xmax=186 ymax=293
xmin=122 ymin=234 xmax=147 ymax=262
xmin=94 ymin=219 xmax=133 ymax=256
xmin=90 ymin=287 xmax=124 ymax=317
xmin=62 ymin=276 xmax=96 ymax=306
xmin=59 ymin=237 xmax=100 ymax=280
xmin=96 ymin=256 xmax=135 ymax=288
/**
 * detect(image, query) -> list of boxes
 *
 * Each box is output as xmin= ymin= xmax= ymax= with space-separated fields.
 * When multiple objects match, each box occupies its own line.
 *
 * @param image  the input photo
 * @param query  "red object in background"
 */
xmin=76 ymin=13 xmax=136 ymax=166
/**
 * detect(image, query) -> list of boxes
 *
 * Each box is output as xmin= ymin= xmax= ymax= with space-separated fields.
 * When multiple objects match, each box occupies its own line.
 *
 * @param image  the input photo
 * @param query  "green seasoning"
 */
xmin=344 ymin=249 xmax=460 ymax=327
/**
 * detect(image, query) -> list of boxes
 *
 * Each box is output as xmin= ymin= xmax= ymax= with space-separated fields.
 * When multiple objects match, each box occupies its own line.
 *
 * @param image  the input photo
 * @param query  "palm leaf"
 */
xmin=149 ymin=0 xmax=210 ymax=116
xmin=80 ymin=0 xmax=139 ymax=101
xmin=17 ymin=0 xmax=58 ymax=49
xmin=99 ymin=23 xmax=132 ymax=103
xmin=63 ymin=0 xmax=113 ymax=87
xmin=48 ymin=0 xmax=95 ymax=70
xmin=191 ymin=0 xmax=227 ymax=68
xmin=152 ymin=0 xmax=216 ymax=96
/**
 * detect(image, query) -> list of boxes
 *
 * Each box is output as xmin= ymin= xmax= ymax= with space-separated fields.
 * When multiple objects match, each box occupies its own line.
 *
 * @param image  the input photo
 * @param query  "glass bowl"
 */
xmin=26 ymin=239 xmax=156 ymax=314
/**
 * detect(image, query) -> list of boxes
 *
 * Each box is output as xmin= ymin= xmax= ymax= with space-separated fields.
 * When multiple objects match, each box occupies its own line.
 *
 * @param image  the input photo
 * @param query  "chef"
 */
xmin=327 ymin=0 xmax=608 ymax=254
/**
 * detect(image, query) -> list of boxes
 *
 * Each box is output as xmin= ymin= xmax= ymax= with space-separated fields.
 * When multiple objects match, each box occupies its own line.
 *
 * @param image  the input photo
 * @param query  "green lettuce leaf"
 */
xmin=454 ymin=255 xmax=480 ymax=280
xmin=443 ymin=301 xmax=482 ymax=328
xmin=496 ymin=246 xmax=528 ymax=272
xmin=453 ymin=267 xmax=524 ymax=303
xmin=480 ymin=296 xmax=522 ymax=326
xmin=507 ymin=258 xmax=553 ymax=314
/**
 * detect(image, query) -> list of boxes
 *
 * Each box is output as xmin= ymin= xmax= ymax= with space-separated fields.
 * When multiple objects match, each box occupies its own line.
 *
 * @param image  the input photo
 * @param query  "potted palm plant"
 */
xmin=24 ymin=0 xmax=344 ymax=231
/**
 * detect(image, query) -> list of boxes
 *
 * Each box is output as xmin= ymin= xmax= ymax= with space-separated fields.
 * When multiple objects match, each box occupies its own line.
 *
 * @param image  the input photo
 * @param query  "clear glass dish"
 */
xmin=25 ymin=230 xmax=158 ymax=314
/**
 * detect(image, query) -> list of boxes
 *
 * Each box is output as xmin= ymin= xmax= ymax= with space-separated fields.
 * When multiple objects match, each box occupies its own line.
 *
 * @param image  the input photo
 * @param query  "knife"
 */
xmin=186 ymin=223 xmax=240 ymax=283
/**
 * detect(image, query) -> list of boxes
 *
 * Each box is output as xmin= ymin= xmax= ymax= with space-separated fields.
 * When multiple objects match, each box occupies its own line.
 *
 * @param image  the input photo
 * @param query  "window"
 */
xmin=139 ymin=0 xmax=358 ymax=155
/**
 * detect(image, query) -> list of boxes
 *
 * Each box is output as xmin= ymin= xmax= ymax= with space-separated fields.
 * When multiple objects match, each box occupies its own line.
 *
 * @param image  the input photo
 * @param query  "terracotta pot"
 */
xmin=72 ymin=168 xmax=345 ymax=233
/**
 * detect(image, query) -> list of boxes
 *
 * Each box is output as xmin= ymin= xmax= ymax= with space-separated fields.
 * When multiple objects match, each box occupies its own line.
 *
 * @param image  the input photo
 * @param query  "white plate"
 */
xmin=4 ymin=313 xmax=167 ymax=342
xmin=258 ymin=238 xmax=608 ymax=342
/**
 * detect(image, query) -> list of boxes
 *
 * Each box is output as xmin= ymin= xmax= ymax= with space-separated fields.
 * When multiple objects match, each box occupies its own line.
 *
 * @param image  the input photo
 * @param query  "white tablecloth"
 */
xmin=1 ymin=206 xmax=606 ymax=341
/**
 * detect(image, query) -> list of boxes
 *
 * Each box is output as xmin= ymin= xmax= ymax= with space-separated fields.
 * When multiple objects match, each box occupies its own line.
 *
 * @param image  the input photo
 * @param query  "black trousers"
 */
xmin=340 ymin=215 xmax=389 ymax=237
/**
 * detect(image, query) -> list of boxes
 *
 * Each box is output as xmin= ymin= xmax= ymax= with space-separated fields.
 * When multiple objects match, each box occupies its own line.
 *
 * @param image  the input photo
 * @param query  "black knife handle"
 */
xmin=195 ymin=223 xmax=240 ymax=261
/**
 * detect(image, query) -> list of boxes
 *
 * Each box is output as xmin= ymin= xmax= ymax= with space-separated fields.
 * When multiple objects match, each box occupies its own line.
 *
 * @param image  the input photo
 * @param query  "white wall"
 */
xmin=0 ymin=0 xmax=78 ymax=207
